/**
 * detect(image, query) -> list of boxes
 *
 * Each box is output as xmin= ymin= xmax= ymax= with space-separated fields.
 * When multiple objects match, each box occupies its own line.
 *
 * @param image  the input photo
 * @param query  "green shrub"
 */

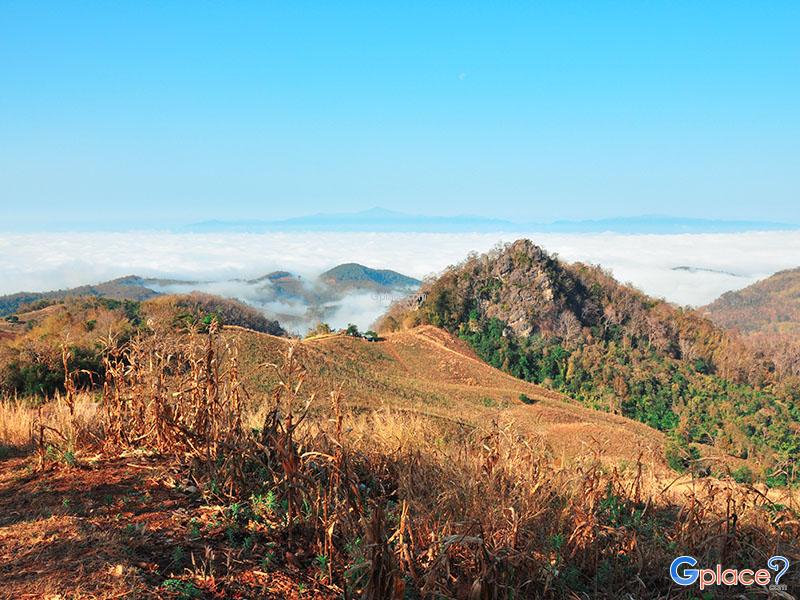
xmin=730 ymin=465 xmax=754 ymax=484
xmin=765 ymin=471 xmax=789 ymax=489
xmin=161 ymin=579 xmax=200 ymax=599
xmin=664 ymin=436 xmax=700 ymax=474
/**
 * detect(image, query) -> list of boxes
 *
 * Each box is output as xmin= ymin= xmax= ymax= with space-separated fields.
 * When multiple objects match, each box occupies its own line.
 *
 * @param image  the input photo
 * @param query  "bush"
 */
xmin=0 ymin=345 xmax=104 ymax=398
xmin=519 ymin=393 xmax=536 ymax=405
xmin=731 ymin=465 xmax=754 ymax=484
xmin=765 ymin=471 xmax=789 ymax=489
xmin=664 ymin=436 xmax=700 ymax=474
xmin=306 ymin=322 xmax=332 ymax=337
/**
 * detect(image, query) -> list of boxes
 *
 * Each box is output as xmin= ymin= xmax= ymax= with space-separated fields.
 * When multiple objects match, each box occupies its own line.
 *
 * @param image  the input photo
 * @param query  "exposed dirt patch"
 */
xmin=0 ymin=454 xmax=336 ymax=599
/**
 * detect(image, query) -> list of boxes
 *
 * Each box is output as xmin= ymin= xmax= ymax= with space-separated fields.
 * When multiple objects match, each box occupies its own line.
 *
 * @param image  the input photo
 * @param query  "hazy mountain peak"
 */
xmin=184 ymin=210 xmax=799 ymax=234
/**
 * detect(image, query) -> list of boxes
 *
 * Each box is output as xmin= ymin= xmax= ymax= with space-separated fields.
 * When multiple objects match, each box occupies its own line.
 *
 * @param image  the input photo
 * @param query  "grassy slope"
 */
xmin=234 ymin=325 xmax=682 ymax=471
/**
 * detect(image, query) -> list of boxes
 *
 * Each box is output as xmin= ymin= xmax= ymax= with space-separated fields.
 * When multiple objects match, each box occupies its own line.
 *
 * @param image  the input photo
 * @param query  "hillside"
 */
xmin=382 ymin=239 xmax=800 ymax=476
xmin=702 ymin=267 xmax=800 ymax=376
xmin=1 ymin=251 xmax=798 ymax=597
xmin=319 ymin=263 xmax=420 ymax=290
xmin=0 ymin=293 xmax=284 ymax=397
xmin=0 ymin=275 xmax=160 ymax=317
xmin=702 ymin=267 xmax=800 ymax=333
xmin=233 ymin=325 xmax=670 ymax=468
xmin=3 ymin=320 xmax=795 ymax=598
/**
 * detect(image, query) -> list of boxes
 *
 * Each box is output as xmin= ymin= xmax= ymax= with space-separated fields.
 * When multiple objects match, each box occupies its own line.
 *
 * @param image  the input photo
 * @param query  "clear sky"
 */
xmin=1 ymin=1 xmax=798 ymax=229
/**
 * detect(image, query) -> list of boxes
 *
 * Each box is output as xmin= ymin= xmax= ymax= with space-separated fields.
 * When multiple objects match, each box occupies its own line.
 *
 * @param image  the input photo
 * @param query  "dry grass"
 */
xmin=0 ymin=395 xmax=99 ymax=455
xmin=1 ymin=324 xmax=799 ymax=598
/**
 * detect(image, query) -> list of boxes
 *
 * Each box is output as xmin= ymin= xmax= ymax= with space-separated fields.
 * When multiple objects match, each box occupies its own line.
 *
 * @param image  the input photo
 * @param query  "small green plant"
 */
xmin=598 ymin=486 xmax=625 ymax=526
xmin=550 ymin=533 xmax=564 ymax=551
xmin=161 ymin=578 xmax=201 ymax=599
xmin=225 ymin=525 xmax=239 ymax=545
xmin=518 ymin=393 xmax=536 ymax=405
xmin=260 ymin=542 xmax=277 ymax=570
xmin=765 ymin=471 xmax=789 ymax=488
xmin=344 ymin=536 xmax=362 ymax=557
xmin=481 ymin=396 xmax=497 ymax=407
xmin=343 ymin=536 xmax=367 ymax=588
xmin=314 ymin=553 xmax=329 ymax=578
xmin=250 ymin=490 xmax=277 ymax=519
xmin=188 ymin=517 xmax=202 ymax=539
xmin=62 ymin=450 xmax=77 ymax=467
xmin=125 ymin=522 xmax=146 ymax=536
xmin=46 ymin=445 xmax=59 ymax=462
xmin=171 ymin=546 xmax=186 ymax=568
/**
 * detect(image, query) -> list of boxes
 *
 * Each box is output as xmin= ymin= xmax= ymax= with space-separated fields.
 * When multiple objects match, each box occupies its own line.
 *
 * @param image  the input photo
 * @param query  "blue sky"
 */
xmin=1 ymin=1 xmax=798 ymax=229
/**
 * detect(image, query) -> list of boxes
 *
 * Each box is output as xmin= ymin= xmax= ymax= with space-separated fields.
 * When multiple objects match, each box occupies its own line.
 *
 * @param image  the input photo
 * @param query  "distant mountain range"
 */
xmin=184 ymin=208 xmax=799 ymax=234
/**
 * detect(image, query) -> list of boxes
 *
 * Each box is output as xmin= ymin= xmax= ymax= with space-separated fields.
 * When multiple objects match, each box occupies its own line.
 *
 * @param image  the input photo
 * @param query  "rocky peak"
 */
xmin=419 ymin=239 xmax=591 ymax=338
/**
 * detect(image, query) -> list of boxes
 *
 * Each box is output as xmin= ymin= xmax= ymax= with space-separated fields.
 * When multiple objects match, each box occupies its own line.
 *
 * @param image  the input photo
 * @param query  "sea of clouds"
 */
xmin=1 ymin=231 xmax=799 ymax=331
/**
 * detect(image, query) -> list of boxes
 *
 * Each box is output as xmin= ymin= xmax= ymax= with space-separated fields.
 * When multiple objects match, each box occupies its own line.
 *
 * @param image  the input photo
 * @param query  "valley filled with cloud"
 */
xmin=1 ymin=231 xmax=798 ymax=331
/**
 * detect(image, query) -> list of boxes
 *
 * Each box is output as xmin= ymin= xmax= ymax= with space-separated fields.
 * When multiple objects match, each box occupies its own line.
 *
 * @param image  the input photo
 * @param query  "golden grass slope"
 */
xmin=232 ymin=324 xmax=672 ymax=471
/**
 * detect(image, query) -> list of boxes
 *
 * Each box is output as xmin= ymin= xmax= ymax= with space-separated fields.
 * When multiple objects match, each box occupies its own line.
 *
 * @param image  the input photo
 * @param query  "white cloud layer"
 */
xmin=1 ymin=231 xmax=799 ymax=330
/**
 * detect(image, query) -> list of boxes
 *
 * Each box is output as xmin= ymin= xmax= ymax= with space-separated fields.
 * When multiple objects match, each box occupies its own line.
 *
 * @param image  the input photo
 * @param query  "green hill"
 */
xmin=320 ymin=263 xmax=420 ymax=289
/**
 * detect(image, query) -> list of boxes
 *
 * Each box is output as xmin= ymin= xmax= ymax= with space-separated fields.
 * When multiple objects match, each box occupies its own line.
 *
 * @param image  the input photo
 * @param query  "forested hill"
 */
xmin=381 ymin=239 xmax=800 ymax=477
xmin=0 ymin=276 xmax=159 ymax=317
xmin=702 ymin=267 xmax=800 ymax=377
xmin=319 ymin=263 xmax=420 ymax=289
xmin=703 ymin=267 xmax=800 ymax=333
